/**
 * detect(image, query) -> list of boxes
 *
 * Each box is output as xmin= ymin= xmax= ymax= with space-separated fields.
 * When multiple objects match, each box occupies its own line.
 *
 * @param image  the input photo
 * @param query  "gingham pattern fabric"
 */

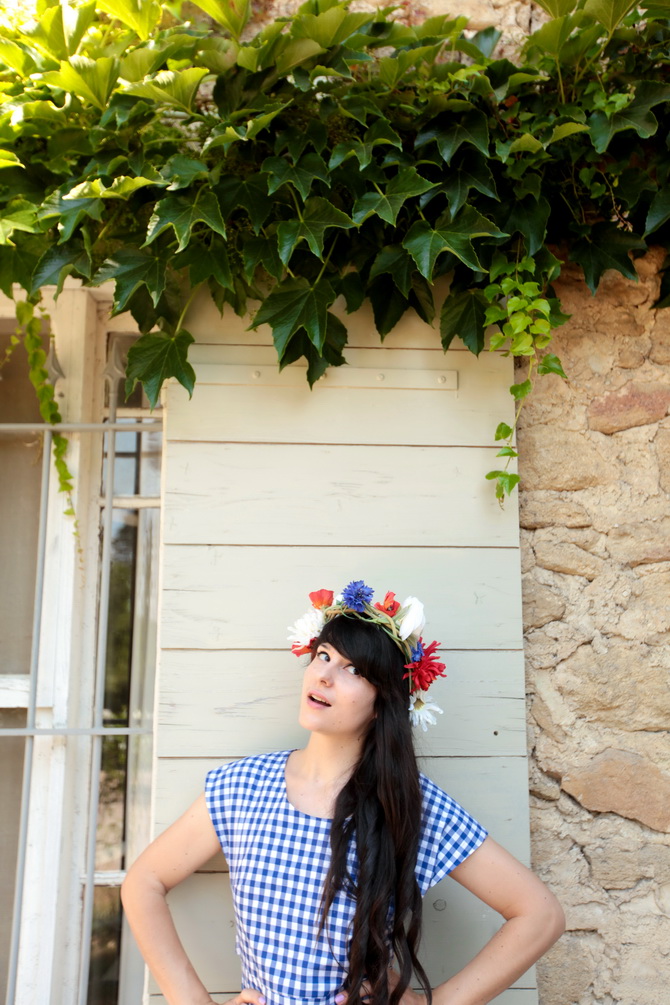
xmin=205 ymin=750 xmax=487 ymax=1005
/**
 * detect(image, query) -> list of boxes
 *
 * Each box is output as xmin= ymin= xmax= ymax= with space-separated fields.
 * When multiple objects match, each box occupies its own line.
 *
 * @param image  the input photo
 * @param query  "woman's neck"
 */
xmin=285 ymin=734 xmax=362 ymax=817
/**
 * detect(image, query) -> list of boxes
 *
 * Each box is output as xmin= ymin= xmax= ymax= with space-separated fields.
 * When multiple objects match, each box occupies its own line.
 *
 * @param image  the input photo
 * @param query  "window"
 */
xmin=0 ymin=291 xmax=161 ymax=1005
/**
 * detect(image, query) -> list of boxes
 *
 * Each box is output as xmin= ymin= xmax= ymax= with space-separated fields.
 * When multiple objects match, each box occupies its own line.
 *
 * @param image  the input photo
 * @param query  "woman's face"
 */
xmin=298 ymin=641 xmax=377 ymax=740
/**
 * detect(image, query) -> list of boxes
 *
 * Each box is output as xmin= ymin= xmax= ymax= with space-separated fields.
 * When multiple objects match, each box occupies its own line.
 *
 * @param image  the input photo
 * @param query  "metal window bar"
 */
xmin=1 ymin=414 xmax=162 ymax=1005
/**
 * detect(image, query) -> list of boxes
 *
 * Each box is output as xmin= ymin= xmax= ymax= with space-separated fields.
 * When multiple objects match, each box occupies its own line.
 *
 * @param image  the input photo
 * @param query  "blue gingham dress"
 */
xmin=205 ymin=750 xmax=487 ymax=1005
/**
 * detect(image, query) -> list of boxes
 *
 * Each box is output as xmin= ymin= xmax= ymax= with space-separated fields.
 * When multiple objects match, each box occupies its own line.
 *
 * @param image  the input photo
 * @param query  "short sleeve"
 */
xmin=415 ymin=774 xmax=488 ymax=893
xmin=205 ymin=763 xmax=233 ymax=857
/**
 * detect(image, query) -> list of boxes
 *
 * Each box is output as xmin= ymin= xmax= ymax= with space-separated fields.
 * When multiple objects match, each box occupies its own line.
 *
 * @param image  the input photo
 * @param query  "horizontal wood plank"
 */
xmin=163 ymin=443 xmax=518 ymax=548
xmin=160 ymin=547 xmax=523 ymax=651
xmin=156 ymin=651 xmax=526 ymax=758
xmin=164 ymin=351 xmax=513 ymax=447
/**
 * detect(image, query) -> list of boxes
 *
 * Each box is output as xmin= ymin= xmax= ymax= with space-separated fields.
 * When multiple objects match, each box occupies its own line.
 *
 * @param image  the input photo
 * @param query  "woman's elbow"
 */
xmin=539 ymin=890 xmax=566 ymax=948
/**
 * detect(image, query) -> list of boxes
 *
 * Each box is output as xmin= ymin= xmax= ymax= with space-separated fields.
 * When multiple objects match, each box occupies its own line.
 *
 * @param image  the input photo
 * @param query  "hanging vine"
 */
xmin=1 ymin=0 xmax=669 ymax=499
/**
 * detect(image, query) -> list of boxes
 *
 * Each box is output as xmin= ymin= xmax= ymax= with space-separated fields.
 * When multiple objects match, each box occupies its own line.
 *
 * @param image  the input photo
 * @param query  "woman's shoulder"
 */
xmin=418 ymin=771 xmax=485 ymax=831
xmin=206 ymin=749 xmax=292 ymax=788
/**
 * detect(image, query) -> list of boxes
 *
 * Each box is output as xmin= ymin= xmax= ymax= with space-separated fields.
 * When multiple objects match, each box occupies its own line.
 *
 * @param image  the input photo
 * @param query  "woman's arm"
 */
xmin=121 ymin=793 xmax=233 ymax=1005
xmin=431 ymin=836 xmax=565 ymax=1005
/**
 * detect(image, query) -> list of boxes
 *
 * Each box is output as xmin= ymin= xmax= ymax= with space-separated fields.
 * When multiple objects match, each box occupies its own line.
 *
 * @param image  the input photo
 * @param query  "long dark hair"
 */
xmin=313 ymin=616 xmax=431 ymax=1005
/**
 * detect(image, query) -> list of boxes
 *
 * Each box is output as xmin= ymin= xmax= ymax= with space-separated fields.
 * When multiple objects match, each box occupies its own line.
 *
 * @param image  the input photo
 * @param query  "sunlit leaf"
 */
xmin=19 ymin=1 xmax=96 ymax=61
xmin=352 ymin=167 xmax=437 ymax=225
xmin=583 ymin=0 xmax=637 ymax=33
xmin=293 ymin=7 xmax=371 ymax=47
xmin=122 ymin=67 xmax=208 ymax=112
xmin=98 ymin=0 xmax=162 ymax=40
xmin=189 ymin=0 xmax=251 ymax=40
xmin=0 ymin=201 xmax=40 ymax=246
xmin=43 ymin=56 xmax=120 ymax=110
xmin=0 ymin=39 xmax=37 ymax=77
xmin=67 ymin=175 xmax=159 ymax=199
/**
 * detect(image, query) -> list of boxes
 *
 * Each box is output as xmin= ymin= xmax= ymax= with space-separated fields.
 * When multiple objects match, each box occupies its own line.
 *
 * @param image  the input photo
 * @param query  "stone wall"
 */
xmin=518 ymin=248 xmax=670 ymax=1004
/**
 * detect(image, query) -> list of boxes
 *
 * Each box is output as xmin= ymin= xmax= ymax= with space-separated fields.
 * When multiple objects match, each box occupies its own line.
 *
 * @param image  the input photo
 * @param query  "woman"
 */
xmin=122 ymin=582 xmax=564 ymax=1005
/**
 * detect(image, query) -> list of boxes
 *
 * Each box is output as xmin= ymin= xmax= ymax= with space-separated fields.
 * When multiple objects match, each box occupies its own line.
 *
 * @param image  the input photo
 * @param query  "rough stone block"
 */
xmin=533 ymin=539 xmax=606 ymax=580
xmin=607 ymin=519 xmax=670 ymax=566
xmin=519 ymin=493 xmax=591 ymax=529
xmin=561 ymin=749 xmax=670 ymax=832
xmin=522 ymin=577 xmax=566 ymax=629
xmin=518 ymin=426 xmax=613 ymax=490
xmin=588 ymin=380 xmax=670 ymax=434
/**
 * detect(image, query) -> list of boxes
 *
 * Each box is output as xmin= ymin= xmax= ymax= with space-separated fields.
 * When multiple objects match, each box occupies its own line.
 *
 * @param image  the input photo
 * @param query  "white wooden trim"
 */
xmin=0 ymin=675 xmax=30 ymax=708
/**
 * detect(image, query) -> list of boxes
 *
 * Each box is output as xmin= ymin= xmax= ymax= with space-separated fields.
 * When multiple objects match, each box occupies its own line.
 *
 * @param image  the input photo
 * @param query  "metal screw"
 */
xmin=376 ymin=373 xmax=385 ymax=381
xmin=252 ymin=370 xmax=261 ymax=378
xmin=437 ymin=375 xmax=446 ymax=384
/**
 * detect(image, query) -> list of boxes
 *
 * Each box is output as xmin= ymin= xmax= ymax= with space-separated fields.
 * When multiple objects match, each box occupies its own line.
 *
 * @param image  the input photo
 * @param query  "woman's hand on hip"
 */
xmin=224 ymin=989 xmax=267 ymax=1005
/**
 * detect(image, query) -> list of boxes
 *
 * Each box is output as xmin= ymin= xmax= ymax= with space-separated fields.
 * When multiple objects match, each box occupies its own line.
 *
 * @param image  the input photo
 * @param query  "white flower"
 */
xmin=287 ymin=606 xmax=325 ymax=647
xmin=409 ymin=694 xmax=443 ymax=732
xmin=398 ymin=596 xmax=425 ymax=640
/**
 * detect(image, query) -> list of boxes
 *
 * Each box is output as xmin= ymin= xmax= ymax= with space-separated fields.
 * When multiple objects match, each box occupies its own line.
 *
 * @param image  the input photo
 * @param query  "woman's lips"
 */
xmin=308 ymin=692 xmax=331 ymax=707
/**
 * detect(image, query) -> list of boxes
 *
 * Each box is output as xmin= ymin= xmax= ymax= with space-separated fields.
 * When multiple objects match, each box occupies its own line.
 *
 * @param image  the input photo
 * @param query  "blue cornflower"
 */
xmin=410 ymin=640 xmax=425 ymax=663
xmin=342 ymin=580 xmax=374 ymax=612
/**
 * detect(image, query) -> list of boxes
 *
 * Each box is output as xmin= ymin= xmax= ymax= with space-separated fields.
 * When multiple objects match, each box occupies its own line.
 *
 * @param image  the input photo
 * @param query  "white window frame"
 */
xmin=1 ymin=284 xmax=160 ymax=1005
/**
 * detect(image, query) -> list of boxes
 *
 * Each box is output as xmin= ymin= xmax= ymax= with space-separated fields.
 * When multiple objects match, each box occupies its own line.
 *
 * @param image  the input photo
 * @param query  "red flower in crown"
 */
xmin=403 ymin=638 xmax=446 ymax=693
xmin=309 ymin=589 xmax=334 ymax=609
xmin=374 ymin=591 xmax=401 ymax=617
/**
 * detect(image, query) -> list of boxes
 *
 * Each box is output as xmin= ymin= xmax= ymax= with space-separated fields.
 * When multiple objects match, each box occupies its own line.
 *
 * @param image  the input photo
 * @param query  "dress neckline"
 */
xmin=282 ymin=749 xmax=334 ymax=822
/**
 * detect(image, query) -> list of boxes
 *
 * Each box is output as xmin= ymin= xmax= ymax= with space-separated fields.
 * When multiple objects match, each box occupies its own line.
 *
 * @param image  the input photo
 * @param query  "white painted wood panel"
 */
xmin=160 ymin=547 xmax=523 ymax=651
xmin=164 ymin=351 xmax=514 ymax=447
xmin=163 ymin=443 xmax=518 ymax=548
xmin=156 ymin=651 xmax=526 ymax=759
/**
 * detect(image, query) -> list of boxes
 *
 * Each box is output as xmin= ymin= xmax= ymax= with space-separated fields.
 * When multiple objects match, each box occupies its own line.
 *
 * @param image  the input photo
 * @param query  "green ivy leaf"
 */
xmin=276 ymin=197 xmax=354 ymax=265
xmin=404 ymin=207 xmax=504 ymax=279
xmin=495 ymin=422 xmax=513 ymax=440
xmin=569 ymin=225 xmax=645 ymax=293
xmin=67 ymin=175 xmax=160 ymax=200
xmin=508 ymin=133 xmax=544 ymax=155
xmin=510 ymin=379 xmax=532 ymax=400
xmin=0 ymin=201 xmax=40 ymax=246
xmin=161 ymin=155 xmax=210 ymax=190
xmin=261 ymin=152 xmax=330 ymax=200
xmin=368 ymin=245 xmax=415 ymax=298
xmin=144 ymin=191 xmax=226 ymax=251
xmin=537 ymin=353 xmax=568 ymax=378
xmin=368 ymin=276 xmax=409 ymax=337
xmin=30 ymin=242 xmax=92 ymax=296
xmin=189 ymin=0 xmax=250 ymax=39
xmin=582 ymin=0 xmax=637 ymax=33
xmin=329 ymin=118 xmax=402 ymax=169
xmin=644 ymin=187 xmax=670 ymax=236
xmin=440 ymin=289 xmax=488 ymax=354
xmin=19 ymin=1 xmax=96 ymax=61
xmin=251 ymin=277 xmax=336 ymax=356
xmin=93 ymin=248 xmax=168 ymax=312
xmin=547 ymin=121 xmax=590 ymax=144
xmin=125 ymin=328 xmax=196 ymax=408
xmin=352 ymin=167 xmax=437 ymax=225
xmin=438 ymin=151 xmax=498 ymax=216
xmin=503 ymin=196 xmax=550 ymax=256
xmin=294 ymin=7 xmax=372 ymax=47
xmin=0 ymin=39 xmax=37 ymax=77
xmin=123 ymin=68 xmax=209 ymax=112
xmin=43 ymin=56 xmax=120 ymax=111
xmin=215 ymin=175 xmax=272 ymax=234
xmin=39 ymin=188 xmax=104 ymax=243
xmin=415 ymin=110 xmax=489 ymax=165
xmin=173 ymin=238 xmax=233 ymax=289
xmin=242 ymin=235 xmax=284 ymax=282
xmin=97 ymin=0 xmax=162 ymax=40
xmin=339 ymin=272 xmax=365 ymax=313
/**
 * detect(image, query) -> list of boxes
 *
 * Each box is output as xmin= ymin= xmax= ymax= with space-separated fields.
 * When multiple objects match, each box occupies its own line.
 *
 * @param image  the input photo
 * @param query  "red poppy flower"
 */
xmin=291 ymin=640 xmax=315 ymax=656
xmin=309 ymin=589 xmax=334 ymax=609
xmin=374 ymin=591 xmax=401 ymax=616
xmin=403 ymin=638 xmax=446 ymax=693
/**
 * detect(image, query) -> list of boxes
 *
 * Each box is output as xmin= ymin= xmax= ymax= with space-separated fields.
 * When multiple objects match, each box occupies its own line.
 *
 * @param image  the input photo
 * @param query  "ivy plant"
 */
xmin=1 ymin=0 xmax=670 ymax=500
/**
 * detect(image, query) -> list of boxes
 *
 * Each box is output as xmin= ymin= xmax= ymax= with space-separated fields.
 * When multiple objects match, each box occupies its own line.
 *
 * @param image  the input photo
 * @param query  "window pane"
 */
xmin=0 ymin=326 xmax=47 ymax=676
xmin=104 ymin=510 xmax=138 ymax=727
xmin=96 ymin=736 xmax=127 ymax=873
xmin=87 ymin=886 xmax=122 ymax=1005
xmin=0 ymin=710 xmax=27 ymax=1005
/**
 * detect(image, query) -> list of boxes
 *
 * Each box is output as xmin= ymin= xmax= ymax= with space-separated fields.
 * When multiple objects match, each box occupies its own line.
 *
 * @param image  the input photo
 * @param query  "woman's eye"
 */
xmin=317 ymin=650 xmax=329 ymax=662
xmin=345 ymin=665 xmax=360 ymax=676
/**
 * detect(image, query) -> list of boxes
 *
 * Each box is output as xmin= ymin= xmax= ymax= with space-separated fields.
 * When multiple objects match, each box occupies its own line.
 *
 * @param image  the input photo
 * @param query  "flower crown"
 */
xmin=287 ymin=580 xmax=446 ymax=731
